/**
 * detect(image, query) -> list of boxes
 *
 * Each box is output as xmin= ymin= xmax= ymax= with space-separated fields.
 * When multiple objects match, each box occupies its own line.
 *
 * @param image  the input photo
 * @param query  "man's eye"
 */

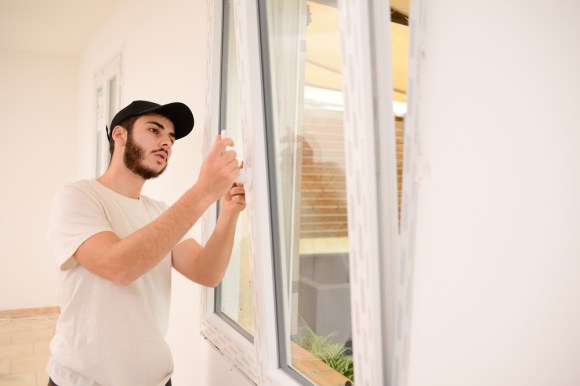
xmin=150 ymin=128 xmax=158 ymax=134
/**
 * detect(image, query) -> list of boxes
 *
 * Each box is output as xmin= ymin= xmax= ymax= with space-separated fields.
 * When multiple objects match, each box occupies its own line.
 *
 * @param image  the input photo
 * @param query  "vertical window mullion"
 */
xmin=338 ymin=0 xmax=400 ymax=385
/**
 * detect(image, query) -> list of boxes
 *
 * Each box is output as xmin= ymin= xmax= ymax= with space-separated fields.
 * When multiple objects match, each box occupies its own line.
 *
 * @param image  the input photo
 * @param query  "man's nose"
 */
xmin=160 ymin=135 xmax=173 ymax=148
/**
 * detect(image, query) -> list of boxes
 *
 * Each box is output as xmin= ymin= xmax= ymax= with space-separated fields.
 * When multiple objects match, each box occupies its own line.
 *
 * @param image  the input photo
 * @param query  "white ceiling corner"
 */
xmin=0 ymin=0 xmax=120 ymax=55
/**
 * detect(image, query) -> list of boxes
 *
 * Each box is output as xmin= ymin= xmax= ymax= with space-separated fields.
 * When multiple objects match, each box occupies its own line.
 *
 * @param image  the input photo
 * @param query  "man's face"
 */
xmin=123 ymin=114 xmax=176 ymax=180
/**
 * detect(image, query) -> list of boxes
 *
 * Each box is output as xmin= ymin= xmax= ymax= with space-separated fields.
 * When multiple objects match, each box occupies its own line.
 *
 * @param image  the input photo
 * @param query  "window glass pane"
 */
xmin=96 ymin=87 xmax=105 ymax=176
xmin=94 ymin=54 xmax=121 ymax=177
xmin=262 ymin=1 xmax=353 ymax=383
xmin=216 ymin=0 xmax=254 ymax=338
xmin=108 ymin=76 xmax=117 ymax=124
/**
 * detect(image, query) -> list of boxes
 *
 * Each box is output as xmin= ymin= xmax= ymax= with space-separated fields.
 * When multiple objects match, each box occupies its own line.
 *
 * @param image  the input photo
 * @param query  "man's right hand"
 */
xmin=196 ymin=134 xmax=241 ymax=203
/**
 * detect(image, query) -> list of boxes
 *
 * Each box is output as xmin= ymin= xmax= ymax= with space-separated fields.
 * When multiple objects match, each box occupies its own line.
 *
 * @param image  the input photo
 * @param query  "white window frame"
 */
xmin=338 ymin=1 xmax=399 ymax=384
xmin=391 ymin=0 xmax=424 ymax=384
xmin=199 ymin=0 xmax=260 ymax=382
xmin=200 ymin=0 xmax=406 ymax=385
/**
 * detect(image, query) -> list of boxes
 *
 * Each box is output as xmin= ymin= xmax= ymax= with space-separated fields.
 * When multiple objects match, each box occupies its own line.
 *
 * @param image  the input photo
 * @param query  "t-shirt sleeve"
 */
xmin=47 ymin=184 xmax=113 ymax=271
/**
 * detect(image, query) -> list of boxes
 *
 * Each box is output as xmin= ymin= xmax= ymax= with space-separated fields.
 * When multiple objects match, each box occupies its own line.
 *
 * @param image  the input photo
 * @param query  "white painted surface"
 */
xmin=0 ymin=0 xmax=120 ymax=54
xmin=0 ymin=50 xmax=78 ymax=310
xmin=403 ymin=1 xmax=580 ymax=385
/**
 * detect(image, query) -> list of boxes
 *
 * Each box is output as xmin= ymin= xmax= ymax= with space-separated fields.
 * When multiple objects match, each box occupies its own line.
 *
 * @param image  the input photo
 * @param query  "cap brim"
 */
xmin=146 ymin=102 xmax=194 ymax=140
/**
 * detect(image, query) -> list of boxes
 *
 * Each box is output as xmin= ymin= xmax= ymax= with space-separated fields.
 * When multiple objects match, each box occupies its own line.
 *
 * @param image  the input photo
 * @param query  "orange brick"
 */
xmin=0 ymin=372 xmax=36 ymax=386
xmin=0 ymin=344 xmax=33 ymax=360
xmin=11 ymin=354 xmax=50 ymax=374
xmin=0 ymin=359 xmax=9 ymax=375
xmin=0 ymin=319 xmax=31 ymax=333
xmin=11 ymin=329 xmax=54 ymax=345
xmin=0 ymin=332 xmax=10 ymax=346
xmin=36 ymin=370 xmax=50 ymax=385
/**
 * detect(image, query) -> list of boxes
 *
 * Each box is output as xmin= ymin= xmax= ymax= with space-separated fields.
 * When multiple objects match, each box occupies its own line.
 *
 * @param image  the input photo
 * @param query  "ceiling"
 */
xmin=0 ymin=0 xmax=119 ymax=54
xmin=0 ymin=0 xmax=408 ymax=56
xmin=0 ymin=0 xmax=409 ymax=102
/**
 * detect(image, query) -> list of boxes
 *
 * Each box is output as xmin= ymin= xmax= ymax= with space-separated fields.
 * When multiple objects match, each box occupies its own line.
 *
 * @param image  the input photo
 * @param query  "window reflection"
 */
xmin=390 ymin=3 xmax=410 ymax=222
xmin=263 ymin=1 xmax=353 ymax=384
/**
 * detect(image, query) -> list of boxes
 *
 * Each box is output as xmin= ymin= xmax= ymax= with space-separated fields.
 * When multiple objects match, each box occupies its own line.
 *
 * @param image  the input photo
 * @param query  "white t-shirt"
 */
xmin=46 ymin=179 xmax=186 ymax=386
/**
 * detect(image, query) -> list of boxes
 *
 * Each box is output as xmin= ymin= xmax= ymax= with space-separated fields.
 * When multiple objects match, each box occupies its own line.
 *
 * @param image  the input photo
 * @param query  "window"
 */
xmin=199 ymin=0 xmax=259 ymax=380
xmin=201 ymin=0 xmax=406 ymax=384
xmin=94 ymin=53 xmax=122 ymax=176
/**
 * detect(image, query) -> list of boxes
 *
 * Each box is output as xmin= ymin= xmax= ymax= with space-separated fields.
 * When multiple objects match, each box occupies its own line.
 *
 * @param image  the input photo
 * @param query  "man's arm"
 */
xmin=172 ymin=183 xmax=246 ymax=287
xmin=74 ymin=136 xmax=240 ymax=286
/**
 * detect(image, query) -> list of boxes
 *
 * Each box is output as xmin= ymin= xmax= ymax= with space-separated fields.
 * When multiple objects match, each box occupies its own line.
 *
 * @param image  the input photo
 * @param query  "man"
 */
xmin=46 ymin=100 xmax=245 ymax=386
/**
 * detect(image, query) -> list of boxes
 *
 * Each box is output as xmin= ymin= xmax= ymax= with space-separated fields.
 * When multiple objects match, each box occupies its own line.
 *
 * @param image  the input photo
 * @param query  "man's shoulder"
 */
xmin=52 ymin=180 xmax=112 ymax=210
xmin=57 ymin=179 xmax=98 ymax=197
xmin=62 ymin=179 xmax=96 ymax=190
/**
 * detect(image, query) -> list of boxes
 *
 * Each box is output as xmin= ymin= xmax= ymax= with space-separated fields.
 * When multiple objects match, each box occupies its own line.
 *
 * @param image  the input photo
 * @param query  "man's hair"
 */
xmin=108 ymin=115 xmax=139 ymax=158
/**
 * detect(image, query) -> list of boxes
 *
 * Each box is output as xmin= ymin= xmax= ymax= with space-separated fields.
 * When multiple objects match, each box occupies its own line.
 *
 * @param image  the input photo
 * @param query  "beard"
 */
xmin=123 ymin=131 xmax=167 ymax=180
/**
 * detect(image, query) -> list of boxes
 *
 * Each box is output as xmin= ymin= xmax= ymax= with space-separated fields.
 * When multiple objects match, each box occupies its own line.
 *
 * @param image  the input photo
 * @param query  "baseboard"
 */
xmin=0 ymin=306 xmax=60 ymax=317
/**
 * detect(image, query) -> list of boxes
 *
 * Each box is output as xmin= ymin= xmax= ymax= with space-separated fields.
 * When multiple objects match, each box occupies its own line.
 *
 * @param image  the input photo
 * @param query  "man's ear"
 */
xmin=111 ymin=125 xmax=127 ymax=146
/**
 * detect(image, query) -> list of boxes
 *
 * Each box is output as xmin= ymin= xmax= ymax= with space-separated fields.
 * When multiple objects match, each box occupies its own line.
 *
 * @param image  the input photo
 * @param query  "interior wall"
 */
xmin=75 ymin=0 xmax=251 ymax=384
xmin=0 ymin=50 xmax=78 ymax=310
xmin=405 ymin=1 xmax=580 ymax=385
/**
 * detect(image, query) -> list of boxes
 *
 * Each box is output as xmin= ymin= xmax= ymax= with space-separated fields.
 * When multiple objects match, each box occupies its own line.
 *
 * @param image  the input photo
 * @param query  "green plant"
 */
xmin=298 ymin=321 xmax=354 ymax=382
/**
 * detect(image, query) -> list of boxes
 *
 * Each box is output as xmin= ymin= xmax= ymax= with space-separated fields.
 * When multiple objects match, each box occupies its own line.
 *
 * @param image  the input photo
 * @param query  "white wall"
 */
xmin=404 ymin=1 xmax=580 ymax=385
xmin=0 ymin=50 xmax=78 ymax=310
xmin=75 ymin=0 xmax=251 ymax=384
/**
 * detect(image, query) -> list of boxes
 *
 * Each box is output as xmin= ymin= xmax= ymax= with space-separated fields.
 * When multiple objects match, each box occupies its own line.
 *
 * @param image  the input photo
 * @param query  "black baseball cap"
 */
xmin=107 ymin=100 xmax=194 ymax=140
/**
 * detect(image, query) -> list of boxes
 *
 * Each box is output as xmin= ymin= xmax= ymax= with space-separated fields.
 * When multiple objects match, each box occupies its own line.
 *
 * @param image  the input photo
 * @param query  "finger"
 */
xmin=220 ymin=137 xmax=235 ymax=149
xmin=220 ymin=149 xmax=238 ymax=163
xmin=229 ymin=187 xmax=245 ymax=196
xmin=217 ymin=158 xmax=239 ymax=180
xmin=211 ymin=137 xmax=235 ymax=157
xmin=230 ymin=194 xmax=246 ymax=204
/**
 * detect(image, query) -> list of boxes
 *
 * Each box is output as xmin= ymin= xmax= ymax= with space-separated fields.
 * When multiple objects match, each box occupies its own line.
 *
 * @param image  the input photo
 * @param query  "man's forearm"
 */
xmin=191 ymin=210 xmax=241 ymax=287
xmin=76 ymin=184 xmax=214 ymax=285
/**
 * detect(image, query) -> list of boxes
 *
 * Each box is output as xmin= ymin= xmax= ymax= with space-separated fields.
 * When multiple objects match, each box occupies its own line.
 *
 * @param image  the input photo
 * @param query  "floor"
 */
xmin=0 ymin=308 xmax=348 ymax=386
xmin=0 ymin=308 xmax=58 ymax=386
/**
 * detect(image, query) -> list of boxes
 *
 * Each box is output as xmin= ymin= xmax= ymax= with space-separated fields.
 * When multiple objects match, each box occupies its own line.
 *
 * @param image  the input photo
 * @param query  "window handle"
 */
xmin=235 ymin=166 xmax=250 ymax=188
xmin=220 ymin=130 xmax=249 ymax=187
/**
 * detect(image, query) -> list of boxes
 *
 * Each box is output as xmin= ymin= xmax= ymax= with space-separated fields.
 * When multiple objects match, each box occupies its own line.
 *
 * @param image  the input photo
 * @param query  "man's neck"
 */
xmin=97 ymin=165 xmax=145 ymax=199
